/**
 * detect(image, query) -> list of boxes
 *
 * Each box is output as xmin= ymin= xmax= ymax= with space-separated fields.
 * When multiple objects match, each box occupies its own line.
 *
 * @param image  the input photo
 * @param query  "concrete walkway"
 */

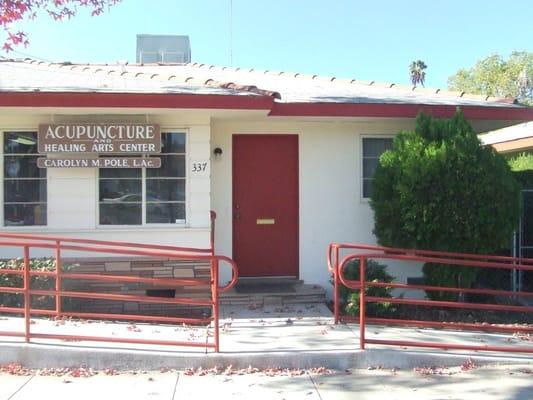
xmin=1 ymin=364 xmax=533 ymax=400
xmin=0 ymin=304 xmax=532 ymax=370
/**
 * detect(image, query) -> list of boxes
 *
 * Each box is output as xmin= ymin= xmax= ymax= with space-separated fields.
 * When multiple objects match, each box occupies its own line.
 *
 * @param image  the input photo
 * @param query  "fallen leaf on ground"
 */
xmin=414 ymin=366 xmax=454 ymax=376
xmin=182 ymin=366 xmax=333 ymax=377
xmin=126 ymin=324 xmax=141 ymax=333
xmin=461 ymin=359 xmax=476 ymax=371
xmin=513 ymin=333 xmax=532 ymax=342
xmin=0 ymin=363 xmax=32 ymax=376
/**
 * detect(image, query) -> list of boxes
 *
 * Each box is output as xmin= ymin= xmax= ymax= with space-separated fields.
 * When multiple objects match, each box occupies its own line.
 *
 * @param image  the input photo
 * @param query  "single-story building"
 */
xmin=1 ymin=55 xmax=532 ymax=298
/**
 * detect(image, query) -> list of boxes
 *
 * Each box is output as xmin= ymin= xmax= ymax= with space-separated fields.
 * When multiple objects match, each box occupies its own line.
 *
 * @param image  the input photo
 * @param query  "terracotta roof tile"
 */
xmin=0 ymin=57 xmax=526 ymax=107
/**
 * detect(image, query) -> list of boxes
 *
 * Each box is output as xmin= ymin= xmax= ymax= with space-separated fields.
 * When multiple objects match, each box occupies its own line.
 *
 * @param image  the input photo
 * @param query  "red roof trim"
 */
xmin=269 ymin=102 xmax=533 ymax=120
xmin=0 ymin=92 xmax=274 ymax=110
xmin=0 ymin=92 xmax=531 ymax=120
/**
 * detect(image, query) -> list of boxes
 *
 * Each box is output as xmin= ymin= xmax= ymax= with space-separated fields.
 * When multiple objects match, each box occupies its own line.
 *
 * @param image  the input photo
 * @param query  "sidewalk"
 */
xmin=1 ymin=364 xmax=532 ymax=400
xmin=0 ymin=304 xmax=532 ymax=370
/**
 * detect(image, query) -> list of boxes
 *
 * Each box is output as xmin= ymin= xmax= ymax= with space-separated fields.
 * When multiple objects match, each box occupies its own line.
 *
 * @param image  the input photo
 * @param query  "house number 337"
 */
xmin=192 ymin=162 xmax=208 ymax=172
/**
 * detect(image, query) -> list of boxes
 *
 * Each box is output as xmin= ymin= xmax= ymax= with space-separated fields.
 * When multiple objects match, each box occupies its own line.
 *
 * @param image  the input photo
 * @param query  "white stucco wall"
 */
xmin=210 ymin=118 xmax=426 ymax=294
xmin=0 ymin=110 xmax=213 ymax=259
xmin=0 ymin=107 xmax=520 ymax=293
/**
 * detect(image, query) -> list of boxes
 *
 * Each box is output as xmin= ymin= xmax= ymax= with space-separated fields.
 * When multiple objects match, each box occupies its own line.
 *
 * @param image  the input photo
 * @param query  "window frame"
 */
xmin=360 ymin=135 xmax=394 ymax=201
xmin=96 ymin=130 xmax=188 ymax=228
xmin=2 ymin=130 xmax=48 ymax=227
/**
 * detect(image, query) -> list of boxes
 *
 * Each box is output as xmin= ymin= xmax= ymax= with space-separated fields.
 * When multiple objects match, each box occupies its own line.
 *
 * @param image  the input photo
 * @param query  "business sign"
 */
xmin=38 ymin=124 xmax=161 ymax=154
xmin=37 ymin=157 xmax=161 ymax=169
xmin=37 ymin=123 xmax=162 ymax=169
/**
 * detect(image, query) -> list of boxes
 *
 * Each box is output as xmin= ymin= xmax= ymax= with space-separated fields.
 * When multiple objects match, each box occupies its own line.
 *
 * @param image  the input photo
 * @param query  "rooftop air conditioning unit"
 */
xmin=136 ymin=34 xmax=191 ymax=64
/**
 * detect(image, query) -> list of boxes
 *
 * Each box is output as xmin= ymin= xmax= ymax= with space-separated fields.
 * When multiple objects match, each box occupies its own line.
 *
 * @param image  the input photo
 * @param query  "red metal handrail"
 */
xmin=0 ymin=233 xmax=213 ymax=254
xmin=328 ymin=243 xmax=533 ymax=354
xmin=0 ymin=212 xmax=237 ymax=352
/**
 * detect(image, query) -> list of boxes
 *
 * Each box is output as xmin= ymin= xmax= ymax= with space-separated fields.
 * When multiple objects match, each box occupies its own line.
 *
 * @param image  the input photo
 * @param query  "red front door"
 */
xmin=232 ymin=134 xmax=299 ymax=277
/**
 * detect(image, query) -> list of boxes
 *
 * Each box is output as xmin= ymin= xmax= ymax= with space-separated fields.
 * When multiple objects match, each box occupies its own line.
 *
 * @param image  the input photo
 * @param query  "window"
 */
xmin=146 ymin=133 xmax=186 ymax=223
xmin=99 ymin=132 xmax=186 ymax=225
xmin=362 ymin=137 xmax=393 ymax=199
xmin=3 ymin=132 xmax=47 ymax=226
xmin=99 ymin=167 xmax=142 ymax=225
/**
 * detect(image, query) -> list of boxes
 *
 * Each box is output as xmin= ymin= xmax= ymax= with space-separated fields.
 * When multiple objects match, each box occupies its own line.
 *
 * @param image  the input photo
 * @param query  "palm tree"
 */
xmin=409 ymin=60 xmax=427 ymax=87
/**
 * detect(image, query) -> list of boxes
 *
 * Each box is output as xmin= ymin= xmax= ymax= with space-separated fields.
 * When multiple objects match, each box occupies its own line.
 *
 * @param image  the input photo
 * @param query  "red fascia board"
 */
xmin=1 ymin=92 xmax=531 ymax=120
xmin=0 ymin=92 xmax=274 ymax=110
xmin=269 ymin=102 xmax=533 ymax=120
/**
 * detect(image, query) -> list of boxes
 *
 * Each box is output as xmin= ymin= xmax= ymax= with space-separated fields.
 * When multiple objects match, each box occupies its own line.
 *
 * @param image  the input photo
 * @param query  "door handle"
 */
xmin=235 ymin=212 xmax=240 ymax=220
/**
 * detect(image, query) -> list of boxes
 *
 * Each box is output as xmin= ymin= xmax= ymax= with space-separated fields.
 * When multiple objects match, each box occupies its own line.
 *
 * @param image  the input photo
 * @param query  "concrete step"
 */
xmin=220 ymin=282 xmax=327 ymax=306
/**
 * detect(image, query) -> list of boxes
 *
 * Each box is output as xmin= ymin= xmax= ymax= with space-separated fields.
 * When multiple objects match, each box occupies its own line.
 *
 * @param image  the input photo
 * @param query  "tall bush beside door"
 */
xmin=370 ymin=110 xmax=520 ymax=300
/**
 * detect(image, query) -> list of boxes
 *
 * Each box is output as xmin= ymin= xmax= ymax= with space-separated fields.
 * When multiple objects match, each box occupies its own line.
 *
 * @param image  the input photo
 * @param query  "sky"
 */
xmin=4 ymin=0 xmax=533 ymax=89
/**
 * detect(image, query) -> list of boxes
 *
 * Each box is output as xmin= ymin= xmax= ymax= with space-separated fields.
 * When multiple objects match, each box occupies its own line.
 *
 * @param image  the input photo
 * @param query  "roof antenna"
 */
xmin=229 ymin=0 xmax=233 ymax=66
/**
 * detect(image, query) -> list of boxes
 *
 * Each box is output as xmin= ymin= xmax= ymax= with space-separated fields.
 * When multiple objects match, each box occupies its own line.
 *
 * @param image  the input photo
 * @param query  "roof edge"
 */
xmin=0 ymin=91 xmax=275 ymax=110
xmin=269 ymin=102 xmax=533 ymax=120
xmin=0 ymin=91 xmax=531 ymax=121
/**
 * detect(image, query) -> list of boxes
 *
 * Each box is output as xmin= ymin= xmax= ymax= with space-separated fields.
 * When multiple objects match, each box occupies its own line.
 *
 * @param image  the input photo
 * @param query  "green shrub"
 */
xmin=339 ymin=259 xmax=396 ymax=317
xmin=370 ymin=110 xmax=520 ymax=301
xmin=421 ymin=262 xmax=482 ymax=301
xmin=514 ymin=170 xmax=533 ymax=189
xmin=509 ymin=152 xmax=533 ymax=172
xmin=0 ymin=257 xmax=75 ymax=309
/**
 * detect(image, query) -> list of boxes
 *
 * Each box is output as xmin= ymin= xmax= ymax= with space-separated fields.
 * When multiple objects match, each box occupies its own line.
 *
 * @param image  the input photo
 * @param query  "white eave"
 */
xmin=480 ymin=122 xmax=533 ymax=145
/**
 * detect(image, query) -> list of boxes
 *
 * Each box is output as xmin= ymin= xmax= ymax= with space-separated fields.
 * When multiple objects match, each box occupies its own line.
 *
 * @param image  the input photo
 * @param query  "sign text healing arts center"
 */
xmin=37 ymin=123 xmax=161 ymax=168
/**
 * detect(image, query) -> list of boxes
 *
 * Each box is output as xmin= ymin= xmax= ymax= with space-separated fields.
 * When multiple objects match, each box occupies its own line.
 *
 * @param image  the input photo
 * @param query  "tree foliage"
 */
xmin=409 ymin=60 xmax=427 ymax=87
xmin=448 ymin=52 xmax=533 ymax=106
xmin=370 ymin=110 xmax=520 ymax=299
xmin=508 ymin=152 xmax=533 ymax=172
xmin=0 ymin=0 xmax=120 ymax=51
xmin=0 ymin=257 xmax=77 ymax=308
